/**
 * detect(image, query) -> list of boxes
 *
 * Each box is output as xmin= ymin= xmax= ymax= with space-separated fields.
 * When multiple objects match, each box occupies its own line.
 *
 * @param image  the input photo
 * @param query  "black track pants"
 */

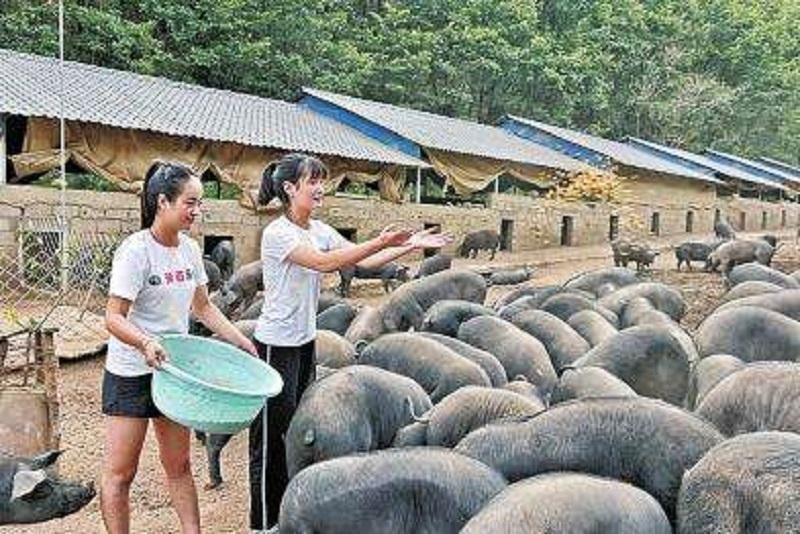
xmin=248 ymin=338 xmax=315 ymax=530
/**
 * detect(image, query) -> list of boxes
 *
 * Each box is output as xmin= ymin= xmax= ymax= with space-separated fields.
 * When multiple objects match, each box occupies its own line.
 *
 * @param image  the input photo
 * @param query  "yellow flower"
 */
xmin=2 ymin=306 xmax=22 ymax=327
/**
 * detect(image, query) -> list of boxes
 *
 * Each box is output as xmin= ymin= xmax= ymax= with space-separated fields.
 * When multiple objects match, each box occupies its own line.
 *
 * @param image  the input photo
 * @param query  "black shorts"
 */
xmin=101 ymin=370 xmax=162 ymax=418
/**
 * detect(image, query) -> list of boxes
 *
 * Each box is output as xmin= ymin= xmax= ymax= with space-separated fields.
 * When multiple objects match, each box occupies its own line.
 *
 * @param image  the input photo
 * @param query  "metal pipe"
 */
xmin=58 ymin=0 xmax=69 ymax=292
xmin=0 ymin=113 xmax=6 ymax=185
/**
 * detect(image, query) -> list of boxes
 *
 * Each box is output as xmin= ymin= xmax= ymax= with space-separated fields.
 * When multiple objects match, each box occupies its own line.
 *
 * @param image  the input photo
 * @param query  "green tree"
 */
xmin=1 ymin=0 xmax=797 ymax=165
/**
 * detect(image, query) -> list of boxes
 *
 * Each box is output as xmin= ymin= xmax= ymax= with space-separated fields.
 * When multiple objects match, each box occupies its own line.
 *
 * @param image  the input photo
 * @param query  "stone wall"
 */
xmin=1 ymin=184 xmax=798 ymax=266
xmin=620 ymin=168 xmax=718 ymax=209
xmin=0 ymin=185 xmax=265 ymax=264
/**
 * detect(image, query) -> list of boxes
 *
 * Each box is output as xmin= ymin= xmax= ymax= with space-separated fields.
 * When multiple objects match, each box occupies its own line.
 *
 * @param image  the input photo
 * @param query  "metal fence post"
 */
xmin=0 ymin=113 xmax=6 ymax=185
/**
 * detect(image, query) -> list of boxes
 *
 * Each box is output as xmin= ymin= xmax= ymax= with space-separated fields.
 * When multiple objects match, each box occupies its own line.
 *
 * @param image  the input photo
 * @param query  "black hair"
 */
xmin=140 ymin=161 xmax=195 ymax=229
xmin=258 ymin=153 xmax=329 ymax=206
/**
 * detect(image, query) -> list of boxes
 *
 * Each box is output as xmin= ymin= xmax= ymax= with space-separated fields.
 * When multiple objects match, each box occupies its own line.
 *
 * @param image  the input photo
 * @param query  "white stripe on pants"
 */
xmin=260 ymin=346 xmax=271 ymax=531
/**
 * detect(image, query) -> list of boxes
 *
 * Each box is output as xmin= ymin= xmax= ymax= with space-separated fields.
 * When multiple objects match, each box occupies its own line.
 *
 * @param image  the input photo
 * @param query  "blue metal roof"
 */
xmin=705 ymin=150 xmax=800 ymax=187
xmin=301 ymin=94 xmax=422 ymax=159
xmin=300 ymin=87 xmax=588 ymax=172
xmin=501 ymin=115 xmax=722 ymax=185
xmin=627 ymin=138 xmax=790 ymax=191
xmin=757 ymin=157 xmax=800 ymax=178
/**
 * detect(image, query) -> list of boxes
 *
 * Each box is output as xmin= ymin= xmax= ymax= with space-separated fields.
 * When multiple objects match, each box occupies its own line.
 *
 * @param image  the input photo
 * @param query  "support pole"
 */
xmin=34 ymin=328 xmax=60 ymax=452
xmin=58 ymin=0 xmax=69 ymax=293
xmin=415 ymin=167 xmax=422 ymax=204
xmin=0 ymin=113 xmax=6 ymax=185
xmin=494 ymin=176 xmax=499 ymax=194
xmin=0 ymin=335 xmax=8 ymax=380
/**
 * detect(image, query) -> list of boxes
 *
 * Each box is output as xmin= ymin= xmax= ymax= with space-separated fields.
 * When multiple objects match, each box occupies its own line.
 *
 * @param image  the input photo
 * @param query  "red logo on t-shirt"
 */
xmin=162 ymin=268 xmax=192 ymax=285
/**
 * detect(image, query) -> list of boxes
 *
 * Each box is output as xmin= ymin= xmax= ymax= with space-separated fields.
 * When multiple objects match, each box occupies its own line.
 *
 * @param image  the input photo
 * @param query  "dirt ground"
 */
xmin=3 ymin=235 xmax=799 ymax=533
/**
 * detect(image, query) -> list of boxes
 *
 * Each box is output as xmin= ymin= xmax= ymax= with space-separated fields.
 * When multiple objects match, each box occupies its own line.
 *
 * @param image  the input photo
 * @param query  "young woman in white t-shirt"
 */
xmin=101 ymin=162 xmax=258 ymax=534
xmin=249 ymin=153 xmax=451 ymax=530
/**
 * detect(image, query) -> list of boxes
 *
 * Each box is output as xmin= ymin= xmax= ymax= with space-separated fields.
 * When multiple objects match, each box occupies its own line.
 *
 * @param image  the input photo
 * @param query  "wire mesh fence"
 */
xmin=0 ymin=214 xmax=124 ymax=361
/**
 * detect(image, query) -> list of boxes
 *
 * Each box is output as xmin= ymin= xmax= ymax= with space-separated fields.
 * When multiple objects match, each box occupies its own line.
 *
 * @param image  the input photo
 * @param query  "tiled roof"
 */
xmin=628 ymin=138 xmax=790 ymax=191
xmin=504 ymin=115 xmax=722 ymax=185
xmin=0 ymin=48 xmax=427 ymax=167
xmin=301 ymin=87 xmax=588 ymax=172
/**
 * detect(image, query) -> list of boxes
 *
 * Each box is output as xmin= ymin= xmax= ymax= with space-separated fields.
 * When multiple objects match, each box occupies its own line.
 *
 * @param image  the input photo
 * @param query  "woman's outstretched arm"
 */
xmin=287 ymin=225 xmax=412 ymax=273
xmin=355 ymin=228 xmax=454 ymax=269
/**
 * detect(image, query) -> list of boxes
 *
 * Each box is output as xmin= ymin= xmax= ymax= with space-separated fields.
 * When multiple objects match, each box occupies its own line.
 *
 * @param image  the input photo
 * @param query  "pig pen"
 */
xmin=3 ymin=238 xmax=799 ymax=533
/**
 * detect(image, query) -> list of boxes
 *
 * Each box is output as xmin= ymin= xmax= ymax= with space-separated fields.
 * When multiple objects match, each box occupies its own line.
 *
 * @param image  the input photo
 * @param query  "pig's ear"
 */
xmin=28 ymin=450 xmax=63 ymax=470
xmin=11 ymin=469 xmax=47 ymax=501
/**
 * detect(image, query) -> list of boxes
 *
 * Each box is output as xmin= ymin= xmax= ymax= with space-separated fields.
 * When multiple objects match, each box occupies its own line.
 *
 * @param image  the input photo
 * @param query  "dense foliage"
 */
xmin=2 ymin=0 xmax=797 ymax=164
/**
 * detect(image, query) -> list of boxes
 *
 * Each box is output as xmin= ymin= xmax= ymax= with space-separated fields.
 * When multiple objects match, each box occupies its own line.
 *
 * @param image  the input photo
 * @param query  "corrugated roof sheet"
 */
xmin=705 ymin=149 xmax=800 ymax=186
xmin=301 ymin=87 xmax=588 ymax=172
xmin=504 ymin=115 xmax=722 ymax=185
xmin=627 ymin=138 xmax=789 ymax=191
xmin=757 ymin=157 xmax=800 ymax=178
xmin=0 ymin=48 xmax=427 ymax=168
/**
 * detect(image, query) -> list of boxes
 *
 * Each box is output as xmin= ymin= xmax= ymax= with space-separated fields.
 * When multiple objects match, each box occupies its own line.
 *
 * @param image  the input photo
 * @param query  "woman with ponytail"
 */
xmin=101 ymin=161 xmax=257 ymax=534
xmin=248 ymin=153 xmax=451 ymax=531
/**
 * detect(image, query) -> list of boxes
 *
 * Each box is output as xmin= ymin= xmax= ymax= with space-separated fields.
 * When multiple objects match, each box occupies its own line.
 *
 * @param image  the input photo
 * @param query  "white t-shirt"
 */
xmin=255 ymin=216 xmax=348 ymax=347
xmin=106 ymin=230 xmax=208 ymax=376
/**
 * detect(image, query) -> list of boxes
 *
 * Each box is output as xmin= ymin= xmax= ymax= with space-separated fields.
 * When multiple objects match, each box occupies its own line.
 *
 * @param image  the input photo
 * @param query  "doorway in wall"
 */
xmin=336 ymin=227 xmax=358 ymax=242
xmin=203 ymin=235 xmax=233 ymax=257
xmin=560 ymin=216 xmax=574 ymax=246
xmin=650 ymin=212 xmax=661 ymax=236
xmin=422 ymin=223 xmax=441 ymax=258
xmin=500 ymin=219 xmax=514 ymax=252
xmin=685 ymin=211 xmax=694 ymax=233
xmin=609 ymin=215 xmax=619 ymax=241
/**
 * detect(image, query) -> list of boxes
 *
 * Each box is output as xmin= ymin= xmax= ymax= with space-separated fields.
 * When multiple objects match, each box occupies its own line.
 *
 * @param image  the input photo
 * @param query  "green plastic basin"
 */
xmin=152 ymin=334 xmax=283 ymax=434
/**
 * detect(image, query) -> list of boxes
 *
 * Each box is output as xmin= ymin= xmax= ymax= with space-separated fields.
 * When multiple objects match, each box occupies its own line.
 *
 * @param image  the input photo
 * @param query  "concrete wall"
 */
xmin=1 ymin=184 xmax=798 ymax=266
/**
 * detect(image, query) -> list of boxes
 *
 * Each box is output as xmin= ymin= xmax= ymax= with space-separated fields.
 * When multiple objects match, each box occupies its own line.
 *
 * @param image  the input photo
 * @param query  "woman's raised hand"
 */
xmin=378 ymin=223 xmax=413 ymax=247
xmin=406 ymin=227 xmax=454 ymax=250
